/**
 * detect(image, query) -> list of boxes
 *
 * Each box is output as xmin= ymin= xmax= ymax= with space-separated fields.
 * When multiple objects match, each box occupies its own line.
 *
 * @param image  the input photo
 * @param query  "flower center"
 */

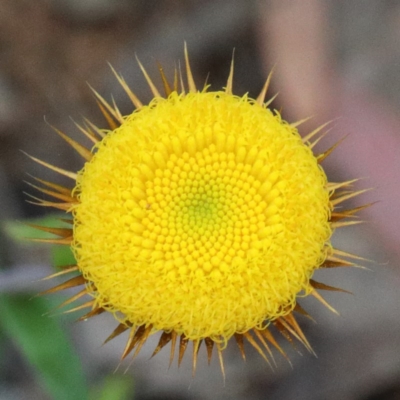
xmin=73 ymin=92 xmax=332 ymax=341
xmin=140 ymin=147 xmax=270 ymax=280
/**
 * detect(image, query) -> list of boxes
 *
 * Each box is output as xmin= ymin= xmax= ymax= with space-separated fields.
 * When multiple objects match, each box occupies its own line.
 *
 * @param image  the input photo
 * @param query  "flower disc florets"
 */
xmin=73 ymin=90 xmax=332 ymax=341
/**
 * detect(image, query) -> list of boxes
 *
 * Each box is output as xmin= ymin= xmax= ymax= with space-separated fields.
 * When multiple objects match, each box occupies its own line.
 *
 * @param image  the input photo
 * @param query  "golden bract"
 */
xmin=27 ymin=47 xmax=366 ymax=375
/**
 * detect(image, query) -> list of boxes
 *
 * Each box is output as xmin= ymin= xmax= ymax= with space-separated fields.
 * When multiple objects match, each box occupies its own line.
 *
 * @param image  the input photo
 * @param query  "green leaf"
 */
xmin=0 ymin=294 xmax=88 ymax=400
xmin=3 ymin=214 xmax=76 ymax=267
xmin=3 ymin=214 xmax=71 ymax=242
xmin=51 ymin=245 xmax=76 ymax=268
xmin=91 ymin=374 xmax=135 ymax=400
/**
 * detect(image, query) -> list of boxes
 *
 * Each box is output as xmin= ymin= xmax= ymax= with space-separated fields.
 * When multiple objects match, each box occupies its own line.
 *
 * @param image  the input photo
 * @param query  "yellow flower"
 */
xmin=27 ymin=46 xmax=367 ymax=375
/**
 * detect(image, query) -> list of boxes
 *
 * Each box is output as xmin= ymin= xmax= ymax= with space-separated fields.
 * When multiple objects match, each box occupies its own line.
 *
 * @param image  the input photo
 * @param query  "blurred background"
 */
xmin=1 ymin=0 xmax=400 ymax=399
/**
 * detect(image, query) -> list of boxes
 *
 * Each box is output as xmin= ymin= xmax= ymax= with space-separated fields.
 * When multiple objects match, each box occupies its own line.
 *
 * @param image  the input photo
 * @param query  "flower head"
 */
xmin=27 ymin=46 xmax=366 ymax=375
